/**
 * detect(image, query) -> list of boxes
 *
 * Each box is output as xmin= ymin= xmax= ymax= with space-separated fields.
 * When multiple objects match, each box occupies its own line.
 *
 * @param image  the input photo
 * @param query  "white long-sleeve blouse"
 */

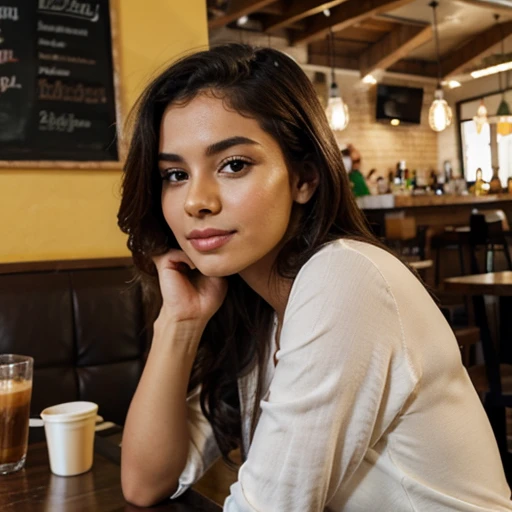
xmin=172 ymin=239 xmax=512 ymax=511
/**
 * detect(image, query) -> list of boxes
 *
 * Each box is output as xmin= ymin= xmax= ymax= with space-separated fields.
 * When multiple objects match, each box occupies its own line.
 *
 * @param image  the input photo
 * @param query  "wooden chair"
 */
xmin=469 ymin=210 xmax=512 ymax=274
xmin=384 ymin=216 xmax=426 ymax=261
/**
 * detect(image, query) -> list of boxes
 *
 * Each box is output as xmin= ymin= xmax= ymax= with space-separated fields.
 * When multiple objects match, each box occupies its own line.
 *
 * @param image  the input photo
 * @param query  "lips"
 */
xmin=186 ymin=229 xmax=236 ymax=252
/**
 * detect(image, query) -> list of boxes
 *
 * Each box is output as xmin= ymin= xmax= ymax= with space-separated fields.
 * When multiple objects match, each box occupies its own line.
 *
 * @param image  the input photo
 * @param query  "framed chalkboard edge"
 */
xmin=0 ymin=159 xmax=123 ymax=169
xmin=0 ymin=0 xmax=126 ymax=171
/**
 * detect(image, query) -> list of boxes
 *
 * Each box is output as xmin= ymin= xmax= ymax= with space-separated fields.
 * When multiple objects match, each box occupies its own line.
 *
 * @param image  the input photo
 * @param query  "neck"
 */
xmin=238 ymin=249 xmax=293 ymax=325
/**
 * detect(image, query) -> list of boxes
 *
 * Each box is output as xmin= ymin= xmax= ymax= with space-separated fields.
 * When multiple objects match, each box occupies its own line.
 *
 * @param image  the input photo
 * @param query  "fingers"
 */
xmin=152 ymin=249 xmax=196 ymax=273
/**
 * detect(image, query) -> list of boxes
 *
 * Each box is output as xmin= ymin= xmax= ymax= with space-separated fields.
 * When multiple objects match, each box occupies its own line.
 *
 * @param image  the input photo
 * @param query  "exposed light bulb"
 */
xmin=390 ymin=119 xmax=400 ymax=126
xmin=236 ymin=15 xmax=249 ymax=26
xmin=362 ymin=74 xmax=377 ymax=85
xmin=473 ymin=99 xmax=488 ymax=134
xmin=325 ymin=83 xmax=349 ymax=131
xmin=428 ymin=87 xmax=452 ymax=132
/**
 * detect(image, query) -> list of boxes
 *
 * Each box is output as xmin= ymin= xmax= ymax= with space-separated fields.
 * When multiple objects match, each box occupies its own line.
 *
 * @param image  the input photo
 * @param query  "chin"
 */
xmin=193 ymin=258 xmax=250 ymax=278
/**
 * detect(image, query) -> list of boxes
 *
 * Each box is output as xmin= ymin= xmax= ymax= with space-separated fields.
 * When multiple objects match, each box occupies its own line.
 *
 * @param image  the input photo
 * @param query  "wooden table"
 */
xmin=445 ymin=271 xmax=512 ymax=469
xmin=0 ymin=434 xmax=221 ymax=511
xmin=445 ymin=271 xmax=512 ymax=296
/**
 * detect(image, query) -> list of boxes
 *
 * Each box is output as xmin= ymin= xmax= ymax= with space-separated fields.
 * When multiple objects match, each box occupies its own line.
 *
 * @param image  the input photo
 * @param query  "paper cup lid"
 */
xmin=41 ymin=401 xmax=98 ymax=423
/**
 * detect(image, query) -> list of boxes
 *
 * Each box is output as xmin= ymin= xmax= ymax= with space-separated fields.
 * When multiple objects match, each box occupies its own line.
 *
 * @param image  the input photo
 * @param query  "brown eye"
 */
xmin=163 ymin=170 xmax=188 ymax=182
xmin=221 ymin=158 xmax=251 ymax=173
xmin=228 ymin=160 xmax=245 ymax=172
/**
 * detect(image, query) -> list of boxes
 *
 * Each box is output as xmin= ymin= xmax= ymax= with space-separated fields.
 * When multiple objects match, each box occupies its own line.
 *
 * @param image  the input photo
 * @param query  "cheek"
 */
xmin=161 ymin=194 xmax=183 ymax=237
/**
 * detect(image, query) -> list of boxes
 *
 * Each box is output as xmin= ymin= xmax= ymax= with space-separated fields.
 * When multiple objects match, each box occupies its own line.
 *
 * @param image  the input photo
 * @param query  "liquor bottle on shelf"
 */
xmin=473 ymin=168 xmax=489 ymax=196
xmin=489 ymin=167 xmax=502 ymax=194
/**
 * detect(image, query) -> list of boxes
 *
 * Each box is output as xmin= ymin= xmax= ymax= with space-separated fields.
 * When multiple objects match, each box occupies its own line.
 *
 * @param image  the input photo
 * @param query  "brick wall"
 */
xmin=319 ymin=72 xmax=439 ymax=178
xmin=211 ymin=28 xmax=440 ymax=179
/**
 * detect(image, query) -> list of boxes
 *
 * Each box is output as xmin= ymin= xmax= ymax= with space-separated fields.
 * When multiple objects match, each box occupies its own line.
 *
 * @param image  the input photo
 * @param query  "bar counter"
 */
xmin=363 ymin=193 xmax=512 ymax=231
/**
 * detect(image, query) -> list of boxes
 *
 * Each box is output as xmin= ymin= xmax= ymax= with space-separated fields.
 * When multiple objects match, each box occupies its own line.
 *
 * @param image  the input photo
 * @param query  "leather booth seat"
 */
xmin=0 ymin=259 xmax=147 ymax=426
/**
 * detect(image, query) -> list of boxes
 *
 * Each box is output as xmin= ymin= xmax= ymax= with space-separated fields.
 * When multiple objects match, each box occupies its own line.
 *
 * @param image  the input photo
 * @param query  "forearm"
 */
xmin=121 ymin=317 xmax=205 ymax=506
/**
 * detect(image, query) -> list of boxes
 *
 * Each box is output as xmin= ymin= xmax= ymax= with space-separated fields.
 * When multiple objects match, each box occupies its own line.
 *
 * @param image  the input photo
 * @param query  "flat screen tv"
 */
xmin=376 ymin=84 xmax=424 ymax=124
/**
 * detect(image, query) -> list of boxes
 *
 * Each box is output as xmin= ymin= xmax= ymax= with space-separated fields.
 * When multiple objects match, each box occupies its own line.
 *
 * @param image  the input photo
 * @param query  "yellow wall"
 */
xmin=0 ymin=0 xmax=208 ymax=263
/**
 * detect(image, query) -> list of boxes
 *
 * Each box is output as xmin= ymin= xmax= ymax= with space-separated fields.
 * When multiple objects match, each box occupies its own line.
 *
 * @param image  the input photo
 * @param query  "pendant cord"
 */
xmin=498 ymin=14 xmax=505 ymax=94
xmin=429 ymin=1 xmax=442 ymax=87
xmin=329 ymin=27 xmax=335 ymax=84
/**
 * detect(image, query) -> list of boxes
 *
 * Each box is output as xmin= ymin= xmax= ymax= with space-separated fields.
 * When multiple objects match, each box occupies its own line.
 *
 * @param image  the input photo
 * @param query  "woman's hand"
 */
xmin=153 ymin=249 xmax=228 ymax=327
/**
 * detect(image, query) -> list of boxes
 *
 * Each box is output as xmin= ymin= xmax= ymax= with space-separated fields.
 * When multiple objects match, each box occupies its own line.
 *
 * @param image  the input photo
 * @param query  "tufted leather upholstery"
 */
xmin=0 ymin=260 xmax=147 ymax=426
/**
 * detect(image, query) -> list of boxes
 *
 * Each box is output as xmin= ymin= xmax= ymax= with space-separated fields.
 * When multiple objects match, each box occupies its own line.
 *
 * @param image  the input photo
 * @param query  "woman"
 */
xmin=118 ymin=44 xmax=511 ymax=511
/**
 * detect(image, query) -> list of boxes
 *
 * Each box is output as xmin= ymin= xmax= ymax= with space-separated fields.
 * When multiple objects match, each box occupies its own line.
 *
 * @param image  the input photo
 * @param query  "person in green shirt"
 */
xmin=346 ymin=144 xmax=370 ymax=197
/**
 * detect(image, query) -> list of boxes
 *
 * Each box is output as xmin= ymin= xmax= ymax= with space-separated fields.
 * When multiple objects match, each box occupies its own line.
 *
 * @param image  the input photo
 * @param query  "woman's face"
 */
xmin=158 ymin=92 xmax=311 ymax=278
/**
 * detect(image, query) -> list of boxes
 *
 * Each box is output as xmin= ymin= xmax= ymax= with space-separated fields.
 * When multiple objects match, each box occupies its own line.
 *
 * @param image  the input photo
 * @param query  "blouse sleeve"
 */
xmin=170 ymin=385 xmax=221 ymax=499
xmin=224 ymin=242 xmax=419 ymax=511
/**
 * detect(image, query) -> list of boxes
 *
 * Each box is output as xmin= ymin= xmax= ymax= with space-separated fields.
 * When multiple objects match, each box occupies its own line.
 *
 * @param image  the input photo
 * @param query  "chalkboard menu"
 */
xmin=0 ymin=0 xmax=121 ymax=166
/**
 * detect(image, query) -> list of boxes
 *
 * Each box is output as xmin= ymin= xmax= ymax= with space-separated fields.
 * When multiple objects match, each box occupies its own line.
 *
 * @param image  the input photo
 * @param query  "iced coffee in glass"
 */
xmin=0 ymin=355 xmax=33 ymax=474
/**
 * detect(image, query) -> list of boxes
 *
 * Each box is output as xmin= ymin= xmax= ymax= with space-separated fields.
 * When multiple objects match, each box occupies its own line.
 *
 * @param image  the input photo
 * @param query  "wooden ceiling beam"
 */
xmin=359 ymin=24 xmax=432 ymax=77
xmin=441 ymin=21 xmax=512 ymax=77
xmin=259 ymin=0 xmax=286 ymax=15
xmin=264 ymin=0 xmax=346 ymax=32
xmin=260 ymin=14 xmax=307 ymax=31
xmin=291 ymin=0 xmax=416 ymax=46
xmin=455 ymin=0 xmax=512 ymax=16
xmin=387 ymin=59 xmax=438 ymax=77
xmin=308 ymin=52 xmax=360 ymax=71
xmin=208 ymin=0 xmax=277 ymax=29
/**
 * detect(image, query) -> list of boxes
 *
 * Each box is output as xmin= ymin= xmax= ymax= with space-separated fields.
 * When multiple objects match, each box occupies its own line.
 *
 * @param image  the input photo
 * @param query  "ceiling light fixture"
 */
xmin=428 ymin=1 xmax=453 ymax=132
xmin=362 ymin=74 xmax=377 ymax=84
xmin=471 ymin=61 xmax=512 ymax=79
xmin=236 ymin=15 xmax=249 ymax=26
xmin=446 ymin=80 xmax=461 ymax=89
xmin=473 ymin=99 xmax=489 ymax=134
xmin=486 ymin=14 xmax=512 ymax=136
xmin=325 ymin=27 xmax=349 ymax=131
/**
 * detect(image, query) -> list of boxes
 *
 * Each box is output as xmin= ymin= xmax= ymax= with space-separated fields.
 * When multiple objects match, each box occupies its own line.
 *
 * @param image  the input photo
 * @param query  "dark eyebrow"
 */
xmin=204 ymin=136 xmax=259 ymax=156
xmin=158 ymin=136 xmax=259 ymax=163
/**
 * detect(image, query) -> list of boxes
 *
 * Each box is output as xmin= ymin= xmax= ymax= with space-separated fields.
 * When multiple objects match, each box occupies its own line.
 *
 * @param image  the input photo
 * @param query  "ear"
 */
xmin=292 ymin=162 xmax=319 ymax=204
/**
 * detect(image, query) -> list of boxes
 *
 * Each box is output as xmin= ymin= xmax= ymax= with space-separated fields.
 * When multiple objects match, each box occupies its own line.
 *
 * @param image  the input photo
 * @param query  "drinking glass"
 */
xmin=0 ymin=354 xmax=33 ymax=474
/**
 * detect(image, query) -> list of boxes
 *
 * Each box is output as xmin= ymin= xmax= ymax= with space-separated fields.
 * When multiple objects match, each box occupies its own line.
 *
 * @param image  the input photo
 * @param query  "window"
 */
xmin=461 ymin=120 xmax=492 ymax=182
xmin=459 ymin=89 xmax=512 ymax=186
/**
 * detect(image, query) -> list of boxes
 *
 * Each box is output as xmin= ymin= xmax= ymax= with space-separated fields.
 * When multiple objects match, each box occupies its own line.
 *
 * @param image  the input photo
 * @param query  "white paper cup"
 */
xmin=41 ymin=401 xmax=98 ymax=477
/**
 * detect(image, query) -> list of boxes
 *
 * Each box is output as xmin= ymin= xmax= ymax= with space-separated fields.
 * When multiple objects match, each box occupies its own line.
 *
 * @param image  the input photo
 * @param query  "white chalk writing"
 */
xmin=37 ymin=20 xmax=88 ymax=37
xmin=0 ymin=49 xmax=17 ymax=65
xmin=0 ymin=6 xmax=19 ymax=21
xmin=38 ymin=38 xmax=67 ymax=49
xmin=38 ymin=0 xmax=100 ymax=22
xmin=39 ymin=52 xmax=96 ymax=65
xmin=39 ymin=66 xmax=70 ymax=77
xmin=0 ymin=75 xmax=21 ymax=93
xmin=38 ymin=78 xmax=106 ymax=104
xmin=39 ymin=110 xmax=92 ymax=132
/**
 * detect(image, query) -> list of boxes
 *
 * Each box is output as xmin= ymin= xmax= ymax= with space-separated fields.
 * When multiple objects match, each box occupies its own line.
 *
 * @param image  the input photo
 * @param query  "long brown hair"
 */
xmin=118 ymin=43 xmax=381 ymax=464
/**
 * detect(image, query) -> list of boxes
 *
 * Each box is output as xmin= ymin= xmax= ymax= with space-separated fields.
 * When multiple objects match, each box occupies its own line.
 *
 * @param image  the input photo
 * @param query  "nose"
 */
xmin=184 ymin=175 xmax=222 ymax=217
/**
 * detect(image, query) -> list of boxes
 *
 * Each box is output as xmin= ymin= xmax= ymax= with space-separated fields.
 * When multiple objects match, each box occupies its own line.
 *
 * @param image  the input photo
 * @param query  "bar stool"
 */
xmin=469 ymin=210 xmax=512 ymax=274
xmin=384 ymin=216 xmax=426 ymax=260
xmin=431 ymin=226 xmax=469 ymax=287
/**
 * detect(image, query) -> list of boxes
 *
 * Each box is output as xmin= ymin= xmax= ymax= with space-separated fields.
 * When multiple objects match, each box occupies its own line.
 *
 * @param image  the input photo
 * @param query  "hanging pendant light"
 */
xmin=473 ymin=99 xmax=489 ymax=134
xmin=428 ymin=1 xmax=452 ymax=132
xmin=496 ymin=98 xmax=512 ymax=136
xmin=487 ymin=15 xmax=512 ymax=136
xmin=429 ymin=87 xmax=453 ymax=132
xmin=325 ymin=28 xmax=349 ymax=131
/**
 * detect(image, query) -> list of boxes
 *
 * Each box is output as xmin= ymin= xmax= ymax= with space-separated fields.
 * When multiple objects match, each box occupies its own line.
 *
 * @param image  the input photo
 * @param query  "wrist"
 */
xmin=152 ymin=313 xmax=206 ymax=356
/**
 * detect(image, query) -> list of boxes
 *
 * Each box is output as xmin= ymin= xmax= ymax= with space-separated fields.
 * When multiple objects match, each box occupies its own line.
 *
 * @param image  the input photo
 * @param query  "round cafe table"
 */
xmin=444 ymin=271 xmax=512 ymax=469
